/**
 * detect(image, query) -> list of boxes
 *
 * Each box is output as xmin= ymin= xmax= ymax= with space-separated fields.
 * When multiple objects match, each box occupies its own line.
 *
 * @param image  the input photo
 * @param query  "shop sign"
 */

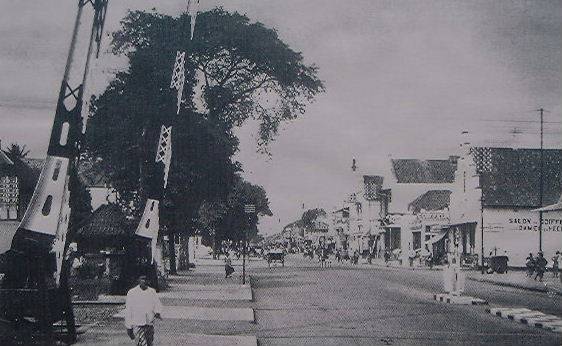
xmin=417 ymin=210 xmax=449 ymax=223
xmin=505 ymin=217 xmax=562 ymax=232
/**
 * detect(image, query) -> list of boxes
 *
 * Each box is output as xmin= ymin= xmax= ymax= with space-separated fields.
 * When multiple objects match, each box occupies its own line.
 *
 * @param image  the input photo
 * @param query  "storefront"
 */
xmin=449 ymin=145 xmax=562 ymax=267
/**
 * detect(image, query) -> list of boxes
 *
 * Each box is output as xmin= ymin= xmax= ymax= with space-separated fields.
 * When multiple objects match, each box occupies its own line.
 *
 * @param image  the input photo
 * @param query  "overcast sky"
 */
xmin=1 ymin=0 xmax=561 ymax=235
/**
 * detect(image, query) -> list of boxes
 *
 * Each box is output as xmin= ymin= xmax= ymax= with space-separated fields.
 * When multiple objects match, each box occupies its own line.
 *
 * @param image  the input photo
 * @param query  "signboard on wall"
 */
xmin=484 ymin=209 xmax=562 ymax=233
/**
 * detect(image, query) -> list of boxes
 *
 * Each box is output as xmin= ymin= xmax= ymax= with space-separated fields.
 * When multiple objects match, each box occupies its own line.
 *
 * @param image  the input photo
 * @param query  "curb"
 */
xmin=433 ymin=293 xmax=488 ymax=305
xmin=486 ymin=307 xmax=562 ymax=333
xmin=468 ymin=276 xmax=562 ymax=296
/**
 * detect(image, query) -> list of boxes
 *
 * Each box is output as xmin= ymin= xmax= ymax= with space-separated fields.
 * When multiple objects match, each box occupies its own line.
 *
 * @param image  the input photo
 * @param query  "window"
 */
xmin=60 ymin=122 xmax=69 ymax=146
xmin=42 ymin=196 xmax=53 ymax=216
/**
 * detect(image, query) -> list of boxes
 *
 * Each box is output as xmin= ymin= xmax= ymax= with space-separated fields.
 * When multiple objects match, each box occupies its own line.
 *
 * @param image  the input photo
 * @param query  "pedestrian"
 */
xmin=384 ymin=251 xmax=390 ymax=266
xmin=426 ymin=252 xmax=434 ymax=270
xmin=551 ymin=251 xmax=560 ymax=278
xmin=125 ymin=275 xmax=163 ymax=346
xmin=352 ymin=250 xmax=359 ymax=265
xmin=534 ymin=252 xmax=547 ymax=282
xmin=335 ymin=249 xmax=341 ymax=263
xmin=319 ymin=247 xmax=327 ymax=268
xmin=224 ymin=252 xmax=235 ymax=278
xmin=525 ymin=253 xmax=535 ymax=278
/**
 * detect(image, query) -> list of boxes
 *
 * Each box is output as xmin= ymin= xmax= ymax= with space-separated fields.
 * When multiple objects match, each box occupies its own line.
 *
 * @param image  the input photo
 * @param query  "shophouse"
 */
xmin=407 ymin=190 xmax=451 ymax=263
xmin=449 ymin=142 xmax=562 ymax=267
xmin=341 ymin=172 xmax=386 ymax=257
xmin=330 ymin=206 xmax=349 ymax=251
xmin=382 ymin=157 xmax=457 ymax=264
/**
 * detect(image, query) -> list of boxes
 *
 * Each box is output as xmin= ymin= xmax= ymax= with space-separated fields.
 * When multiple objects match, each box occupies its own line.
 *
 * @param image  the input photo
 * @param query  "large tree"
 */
xmin=85 ymin=8 xmax=323 ymax=264
xmin=110 ymin=8 xmax=324 ymax=151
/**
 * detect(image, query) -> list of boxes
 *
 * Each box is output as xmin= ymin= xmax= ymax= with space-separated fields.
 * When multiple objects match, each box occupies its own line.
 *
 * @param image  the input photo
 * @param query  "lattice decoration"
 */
xmin=187 ymin=0 xmax=200 ymax=40
xmin=170 ymin=51 xmax=186 ymax=114
xmin=155 ymin=125 xmax=173 ymax=188
xmin=470 ymin=147 xmax=492 ymax=173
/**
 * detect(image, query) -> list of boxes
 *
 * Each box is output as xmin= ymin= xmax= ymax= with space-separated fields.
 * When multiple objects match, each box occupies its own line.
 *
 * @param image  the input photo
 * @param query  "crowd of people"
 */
xmin=525 ymin=251 xmax=560 ymax=282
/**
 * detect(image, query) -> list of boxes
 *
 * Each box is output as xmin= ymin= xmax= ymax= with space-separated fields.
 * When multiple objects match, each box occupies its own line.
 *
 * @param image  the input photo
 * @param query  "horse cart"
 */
xmin=266 ymin=251 xmax=285 ymax=268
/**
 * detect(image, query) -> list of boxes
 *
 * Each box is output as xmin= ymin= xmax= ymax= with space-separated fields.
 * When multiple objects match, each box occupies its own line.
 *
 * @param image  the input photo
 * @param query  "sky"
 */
xmin=0 ymin=0 xmax=561 ymax=235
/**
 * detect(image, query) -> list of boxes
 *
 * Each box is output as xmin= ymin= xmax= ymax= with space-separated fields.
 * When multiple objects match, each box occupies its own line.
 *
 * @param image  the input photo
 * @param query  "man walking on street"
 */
xmin=225 ymin=252 xmax=235 ymax=278
xmin=125 ymin=275 xmax=163 ymax=346
xmin=534 ymin=252 xmax=548 ymax=282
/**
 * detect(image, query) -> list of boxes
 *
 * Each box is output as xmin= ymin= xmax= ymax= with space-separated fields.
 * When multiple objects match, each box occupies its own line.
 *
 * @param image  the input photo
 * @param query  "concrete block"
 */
xmin=446 ymin=296 xmax=473 ymax=305
xmin=511 ymin=311 xmax=546 ymax=323
xmin=499 ymin=308 xmax=532 ymax=319
xmin=524 ymin=315 xmax=560 ymax=326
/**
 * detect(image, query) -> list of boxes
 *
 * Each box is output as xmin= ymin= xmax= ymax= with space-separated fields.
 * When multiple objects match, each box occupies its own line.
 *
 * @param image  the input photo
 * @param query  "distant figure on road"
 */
xmin=125 ymin=275 xmax=163 ymax=346
xmin=384 ymin=251 xmax=391 ymax=266
xmin=534 ymin=252 xmax=548 ymax=282
xmin=525 ymin=253 xmax=535 ymax=277
xmin=551 ymin=251 xmax=560 ymax=278
xmin=224 ymin=253 xmax=235 ymax=278
xmin=319 ymin=248 xmax=327 ymax=268
xmin=335 ymin=249 xmax=341 ymax=263
xmin=352 ymin=251 xmax=359 ymax=265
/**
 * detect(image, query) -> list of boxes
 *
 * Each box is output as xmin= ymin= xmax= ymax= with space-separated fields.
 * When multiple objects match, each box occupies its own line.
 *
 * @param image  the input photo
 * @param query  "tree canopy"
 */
xmin=110 ymin=8 xmax=324 ymax=151
xmin=86 ymin=8 xmax=322 ymax=242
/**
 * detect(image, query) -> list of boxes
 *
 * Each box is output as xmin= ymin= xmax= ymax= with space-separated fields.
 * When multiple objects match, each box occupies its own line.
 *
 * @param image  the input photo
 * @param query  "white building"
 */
xmin=341 ymin=173 xmax=386 ymax=256
xmin=449 ymin=142 xmax=562 ymax=267
xmin=382 ymin=157 xmax=457 ymax=264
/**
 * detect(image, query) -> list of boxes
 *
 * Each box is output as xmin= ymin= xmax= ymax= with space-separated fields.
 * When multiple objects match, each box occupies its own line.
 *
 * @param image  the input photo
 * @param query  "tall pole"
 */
xmin=242 ymin=223 xmax=247 ymax=285
xmin=480 ymin=194 xmax=485 ymax=275
xmin=538 ymin=108 xmax=544 ymax=252
xmin=243 ymin=204 xmax=256 ymax=285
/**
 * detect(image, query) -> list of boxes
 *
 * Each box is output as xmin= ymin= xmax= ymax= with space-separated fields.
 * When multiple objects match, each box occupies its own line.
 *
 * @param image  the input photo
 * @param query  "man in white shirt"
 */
xmin=125 ymin=275 xmax=163 ymax=346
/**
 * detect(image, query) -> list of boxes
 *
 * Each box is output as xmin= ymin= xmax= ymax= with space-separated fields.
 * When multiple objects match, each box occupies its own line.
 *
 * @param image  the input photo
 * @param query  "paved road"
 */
xmin=251 ymin=255 xmax=561 ymax=346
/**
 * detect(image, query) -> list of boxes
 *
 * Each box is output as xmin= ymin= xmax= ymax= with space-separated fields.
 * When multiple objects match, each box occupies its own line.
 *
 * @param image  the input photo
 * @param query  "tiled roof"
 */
xmin=471 ymin=147 xmax=562 ymax=207
xmin=363 ymin=175 xmax=384 ymax=200
xmin=408 ymin=190 xmax=451 ymax=214
xmin=392 ymin=159 xmax=456 ymax=184
xmin=77 ymin=159 xmax=111 ymax=187
xmin=76 ymin=204 xmax=130 ymax=239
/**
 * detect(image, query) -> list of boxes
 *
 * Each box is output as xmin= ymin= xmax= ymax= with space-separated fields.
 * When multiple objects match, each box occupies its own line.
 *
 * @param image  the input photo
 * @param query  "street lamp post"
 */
xmin=243 ymin=204 xmax=256 ymax=285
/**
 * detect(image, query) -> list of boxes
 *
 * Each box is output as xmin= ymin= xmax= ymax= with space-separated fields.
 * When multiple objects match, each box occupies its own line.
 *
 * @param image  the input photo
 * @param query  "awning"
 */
xmin=425 ymin=229 xmax=448 ymax=246
xmin=532 ymin=197 xmax=562 ymax=212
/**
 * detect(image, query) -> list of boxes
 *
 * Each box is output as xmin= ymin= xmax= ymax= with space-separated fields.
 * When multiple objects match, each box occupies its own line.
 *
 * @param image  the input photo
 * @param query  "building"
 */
xmin=407 ymin=190 xmax=451 ymax=263
xmin=0 ymin=150 xmax=43 ymax=256
xmin=330 ymin=206 xmax=349 ymax=251
xmin=0 ymin=150 xmax=18 ymax=220
xmin=381 ymin=157 xmax=457 ymax=264
xmin=449 ymin=142 xmax=562 ymax=267
xmin=334 ymin=170 xmax=387 ymax=257
xmin=77 ymin=158 xmax=117 ymax=210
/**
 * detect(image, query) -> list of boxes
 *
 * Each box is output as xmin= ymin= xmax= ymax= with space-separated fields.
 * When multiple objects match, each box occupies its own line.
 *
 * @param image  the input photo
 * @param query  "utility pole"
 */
xmin=480 ymin=194 xmax=485 ymax=275
xmin=243 ymin=204 xmax=256 ymax=285
xmin=536 ymin=108 xmax=545 ymax=252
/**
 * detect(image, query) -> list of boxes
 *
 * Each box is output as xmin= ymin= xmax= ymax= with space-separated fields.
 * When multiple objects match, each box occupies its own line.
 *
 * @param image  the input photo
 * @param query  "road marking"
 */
xmin=433 ymin=293 xmax=488 ymax=305
xmin=486 ymin=307 xmax=562 ymax=334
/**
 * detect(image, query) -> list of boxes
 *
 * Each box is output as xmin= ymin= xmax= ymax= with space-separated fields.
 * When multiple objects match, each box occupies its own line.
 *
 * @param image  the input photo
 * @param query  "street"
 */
xmin=248 ymin=255 xmax=561 ymax=346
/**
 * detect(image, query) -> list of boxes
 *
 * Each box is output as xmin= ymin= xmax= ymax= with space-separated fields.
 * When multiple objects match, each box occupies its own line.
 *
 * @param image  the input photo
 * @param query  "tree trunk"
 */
xmin=168 ymin=232 xmax=177 ymax=275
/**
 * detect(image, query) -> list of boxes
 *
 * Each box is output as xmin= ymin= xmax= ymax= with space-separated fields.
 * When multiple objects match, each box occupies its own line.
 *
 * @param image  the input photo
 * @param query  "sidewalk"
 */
xmin=466 ymin=270 xmax=562 ymax=296
xmin=75 ymin=264 xmax=257 ymax=345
